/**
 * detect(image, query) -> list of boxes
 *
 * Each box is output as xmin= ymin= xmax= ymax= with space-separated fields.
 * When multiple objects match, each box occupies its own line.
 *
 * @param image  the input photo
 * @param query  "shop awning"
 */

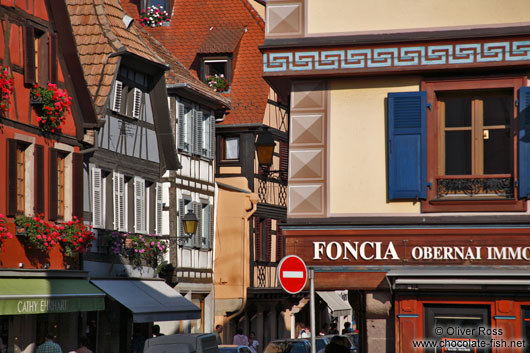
xmin=0 ymin=278 xmax=105 ymax=315
xmin=91 ymin=279 xmax=201 ymax=323
xmin=387 ymin=267 xmax=530 ymax=291
xmin=316 ymin=291 xmax=352 ymax=318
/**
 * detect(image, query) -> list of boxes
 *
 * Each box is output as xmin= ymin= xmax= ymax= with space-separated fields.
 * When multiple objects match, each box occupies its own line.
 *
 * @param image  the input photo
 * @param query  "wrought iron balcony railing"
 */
xmin=437 ymin=175 xmax=513 ymax=198
xmin=256 ymin=171 xmax=287 ymax=207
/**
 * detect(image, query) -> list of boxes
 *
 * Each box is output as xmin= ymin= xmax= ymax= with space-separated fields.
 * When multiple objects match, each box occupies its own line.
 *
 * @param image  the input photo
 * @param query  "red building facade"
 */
xmin=0 ymin=2 xmax=104 ymax=352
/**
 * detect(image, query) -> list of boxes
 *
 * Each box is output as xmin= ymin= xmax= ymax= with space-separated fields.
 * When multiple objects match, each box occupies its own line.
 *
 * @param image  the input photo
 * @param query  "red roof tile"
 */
xmin=123 ymin=0 xmax=269 ymax=125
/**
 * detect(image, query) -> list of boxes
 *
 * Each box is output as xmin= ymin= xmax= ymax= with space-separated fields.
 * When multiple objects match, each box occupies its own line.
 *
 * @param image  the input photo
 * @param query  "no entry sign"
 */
xmin=277 ymin=255 xmax=308 ymax=294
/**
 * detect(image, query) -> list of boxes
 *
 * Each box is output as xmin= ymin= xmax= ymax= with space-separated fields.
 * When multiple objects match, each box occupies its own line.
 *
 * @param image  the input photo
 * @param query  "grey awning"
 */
xmin=91 ymin=279 xmax=201 ymax=323
xmin=386 ymin=267 xmax=530 ymax=291
xmin=316 ymin=291 xmax=352 ymax=318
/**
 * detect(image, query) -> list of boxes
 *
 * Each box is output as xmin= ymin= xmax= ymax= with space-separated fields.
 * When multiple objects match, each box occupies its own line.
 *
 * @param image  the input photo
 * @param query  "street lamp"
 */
xmin=255 ymin=126 xmax=276 ymax=167
xmin=178 ymin=210 xmax=199 ymax=245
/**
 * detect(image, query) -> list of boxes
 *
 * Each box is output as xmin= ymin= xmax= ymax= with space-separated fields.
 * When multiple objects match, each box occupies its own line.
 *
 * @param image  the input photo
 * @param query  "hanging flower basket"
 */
xmin=15 ymin=215 xmax=58 ymax=252
xmin=30 ymin=83 xmax=72 ymax=134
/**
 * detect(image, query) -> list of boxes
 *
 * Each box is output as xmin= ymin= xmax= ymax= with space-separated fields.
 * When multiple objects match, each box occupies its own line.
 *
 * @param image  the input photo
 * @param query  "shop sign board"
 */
xmin=281 ymin=230 xmax=530 ymax=266
xmin=277 ymin=255 xmax=308 ymax=294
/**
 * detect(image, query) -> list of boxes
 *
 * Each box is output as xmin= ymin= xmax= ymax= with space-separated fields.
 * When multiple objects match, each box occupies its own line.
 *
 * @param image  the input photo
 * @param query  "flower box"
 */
xmin=30 ymin=83 xmax=71 ymax=134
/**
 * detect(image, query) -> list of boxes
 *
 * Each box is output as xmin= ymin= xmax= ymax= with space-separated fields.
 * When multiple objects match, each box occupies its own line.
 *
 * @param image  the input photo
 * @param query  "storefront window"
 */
xmin=424 ymin=305 xmax=490 ymax=353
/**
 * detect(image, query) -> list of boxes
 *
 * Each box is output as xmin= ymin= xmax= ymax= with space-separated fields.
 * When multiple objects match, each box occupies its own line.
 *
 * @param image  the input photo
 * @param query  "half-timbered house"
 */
xmin=65 ymin=0 xmax=206 ymax=351
xmin=125 ymin=0 xmax=292 ymax=344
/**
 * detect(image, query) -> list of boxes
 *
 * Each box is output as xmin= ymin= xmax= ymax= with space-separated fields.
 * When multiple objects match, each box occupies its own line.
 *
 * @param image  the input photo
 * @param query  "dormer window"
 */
xmin=202 ymin=56 xmax=232 ymax=84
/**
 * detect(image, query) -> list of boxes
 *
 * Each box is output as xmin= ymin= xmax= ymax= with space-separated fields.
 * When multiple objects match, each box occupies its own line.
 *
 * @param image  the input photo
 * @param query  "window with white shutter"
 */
xmin=155 ymin=183 xmax=163 ymax=235
xmin=134 ymin=177 xmax=146 ymax=234
xmin=201 ymin=203 xmax=211 ymax=249
xmin=132 ymin=88 xmax=142 ymax=119
xmin=210 ymin=114 xmax=216 ymax=159
xmin=184 ymin=106 xmax=193 ymax=153
xmin=91 ymin=167 xmax=104 ymax=228
xmin=112 ymin=80 xmax=123 ymax=112
xmin=177 ymin=102 xmax=185 ymax=150
xmin=113 ymin=172 xmax=127 ymax=232
xmin=194 ymin=109 xmax=203 ymax=156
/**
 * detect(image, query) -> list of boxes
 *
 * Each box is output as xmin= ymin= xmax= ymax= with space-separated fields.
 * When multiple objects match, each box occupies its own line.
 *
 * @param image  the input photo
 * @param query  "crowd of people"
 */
xmin=231 ymin=328 xmax=259 ymax=353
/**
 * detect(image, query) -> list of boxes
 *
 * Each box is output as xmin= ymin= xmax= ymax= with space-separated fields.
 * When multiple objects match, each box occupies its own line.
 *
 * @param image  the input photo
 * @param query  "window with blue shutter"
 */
xmin=518 ymin=86 xmax=530 ymax=198
xmin=387 ymin=91 xmax=427 ymax=200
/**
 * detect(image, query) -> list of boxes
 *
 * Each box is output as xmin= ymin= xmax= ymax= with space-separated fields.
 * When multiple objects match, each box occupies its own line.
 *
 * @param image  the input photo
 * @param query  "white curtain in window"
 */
xmin=225 ymin=137 xmax=239 ymax=160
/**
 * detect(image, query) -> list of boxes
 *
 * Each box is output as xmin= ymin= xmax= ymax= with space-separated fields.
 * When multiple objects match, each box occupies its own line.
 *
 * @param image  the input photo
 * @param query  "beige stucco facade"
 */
xmin=214 ymin=177 xmax=257 ymax=319
xmin=328 ymin=77 xmax=421 ymax=214
xmin=307 ymin=0 xmax=530 ymax=35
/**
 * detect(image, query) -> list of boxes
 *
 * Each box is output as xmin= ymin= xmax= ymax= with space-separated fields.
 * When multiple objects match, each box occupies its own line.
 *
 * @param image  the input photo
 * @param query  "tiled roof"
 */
xmin=198 ymin=27 xmax=245 ymax=54
xmin=66 ymin=0 xmax=166 ymax=117
xmin=135 ymin=26 xmax=231 ymax=108
xmin=124 ymin=0 xmax=269 ymax=125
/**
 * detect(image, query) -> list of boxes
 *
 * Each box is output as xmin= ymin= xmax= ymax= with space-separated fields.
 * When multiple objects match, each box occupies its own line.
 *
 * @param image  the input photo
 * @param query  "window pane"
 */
xmin=445 ymin=96 xmax=471 ymax=128
xmin=483 ymin=94 xmax=512 ymax=126
xmin=206 ymin=62 xmax=227 ymax=78
xmin=445 ymin=131 xmax=471 ymax=175
xmin=225 ymin=137 xmax=239 ymax=160
xmin=148 ymin=0 xmax=167 ymax=9
xmin=484 ymin=129 xmax=510 ymax=174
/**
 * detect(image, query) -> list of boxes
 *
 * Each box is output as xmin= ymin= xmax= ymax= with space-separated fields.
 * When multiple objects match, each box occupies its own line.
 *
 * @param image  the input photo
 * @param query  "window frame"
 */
xmin=16 ymin=145 xmax=26 ymax=215
xmin=421 ymin=76 xmax=526 ymax=212
xmin=201 ymin=56 xmax=232 ymax=85
xmin=56 ymin=151 xmax=67 ymax=220
xmin=143 ymin=0 xmax=171 ymax=16
xmin=221 ymin=136 xmax=240 ymax=161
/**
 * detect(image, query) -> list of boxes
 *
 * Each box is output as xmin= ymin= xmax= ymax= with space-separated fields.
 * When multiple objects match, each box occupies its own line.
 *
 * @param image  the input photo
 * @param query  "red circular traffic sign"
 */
xmin=277 ymin=255 xmax=307 ymax=294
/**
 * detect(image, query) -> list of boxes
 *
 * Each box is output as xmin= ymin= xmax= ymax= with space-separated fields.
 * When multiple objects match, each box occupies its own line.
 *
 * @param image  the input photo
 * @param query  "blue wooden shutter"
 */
xmin=518 ymin=87 xmax=530 ymax=198
xmin=387 ymin=91 xmax=427 ymax=200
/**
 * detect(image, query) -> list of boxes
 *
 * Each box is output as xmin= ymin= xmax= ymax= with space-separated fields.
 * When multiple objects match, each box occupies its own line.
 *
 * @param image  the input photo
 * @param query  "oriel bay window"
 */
xmin=387 ymin=77 xmax=528 ymax=212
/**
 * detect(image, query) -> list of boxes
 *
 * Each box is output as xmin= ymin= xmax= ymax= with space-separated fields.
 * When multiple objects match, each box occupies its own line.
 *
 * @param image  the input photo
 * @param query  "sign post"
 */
xmin=278 ymin=256 xmax=316 ymax=353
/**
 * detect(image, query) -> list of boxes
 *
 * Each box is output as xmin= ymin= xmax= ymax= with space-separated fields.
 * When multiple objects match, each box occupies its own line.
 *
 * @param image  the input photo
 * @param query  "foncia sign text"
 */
xmin=313 ymin=241 xmax=530 ymax=262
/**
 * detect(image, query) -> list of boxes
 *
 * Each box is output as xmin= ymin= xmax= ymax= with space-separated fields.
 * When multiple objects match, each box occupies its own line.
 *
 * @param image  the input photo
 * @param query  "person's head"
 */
xmin=330 ymin=322 xmax=337 ymax=329
xmin=152 ymin=325 xmax=161 ymax=336
xmin=325 ymin=343 xmax=349 ymax=353
xmin=249 ymin=332 xmax=256 ymax=340
xmin=330 ymin=335 xmax=350 ymax=348
xmin=216 ymin=325 xmax=223 ymax=333
xmin=79 ymin=336 xmax=89 ymax=348
xmin=236 ymin=327 xmax=243 ymax=335
xmin=344 ymin=322 xmax=351 ymax=329
xmin=45 ymin=333 xmax=55 ymax=342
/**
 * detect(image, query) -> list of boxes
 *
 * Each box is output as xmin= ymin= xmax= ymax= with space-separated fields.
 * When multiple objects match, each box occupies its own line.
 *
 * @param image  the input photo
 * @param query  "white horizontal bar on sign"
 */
xmin=282 ymin=271 xmax=304 ymax=278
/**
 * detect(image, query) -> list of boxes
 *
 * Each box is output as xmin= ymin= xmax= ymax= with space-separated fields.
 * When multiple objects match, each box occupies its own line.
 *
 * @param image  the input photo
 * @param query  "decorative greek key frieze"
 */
xmin=264 ymin=40 xmax=530 ymax=73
